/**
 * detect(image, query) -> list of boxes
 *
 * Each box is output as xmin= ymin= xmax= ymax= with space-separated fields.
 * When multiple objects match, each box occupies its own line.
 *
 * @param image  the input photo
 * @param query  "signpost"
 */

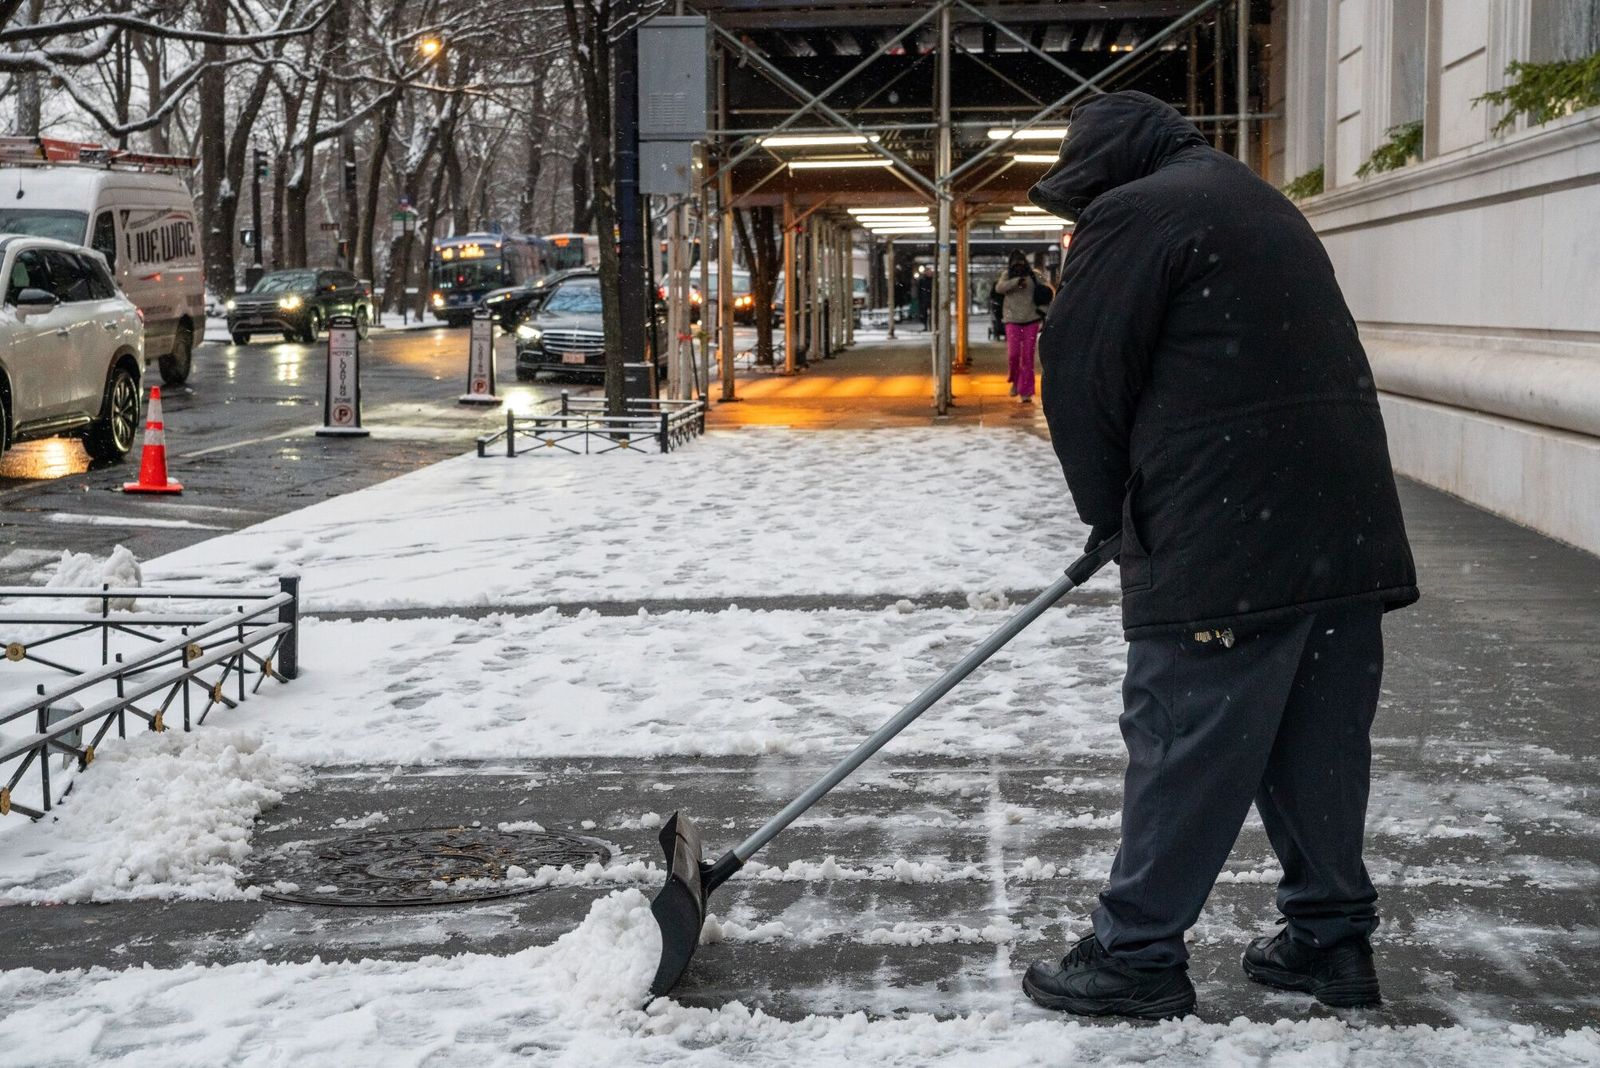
xmin=459 ymin=308 xmax=501 ymax=406
xmin=316 ymin=313 xmax=369 ymax=437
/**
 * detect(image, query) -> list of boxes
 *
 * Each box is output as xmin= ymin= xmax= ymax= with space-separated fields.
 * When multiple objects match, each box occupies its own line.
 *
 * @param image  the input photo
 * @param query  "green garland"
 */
xmin=1281 ymin=166 xmax=1324 ymax=200
xmin=1477 ymin=52 xmax=1600 ymax=133
xmin=1356 ymin=121 xmax=1424 ymax=178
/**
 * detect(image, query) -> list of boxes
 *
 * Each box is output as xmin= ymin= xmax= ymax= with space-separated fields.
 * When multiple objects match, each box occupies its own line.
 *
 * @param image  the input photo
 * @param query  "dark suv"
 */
xmin=226 ymin=268 xmax=374 ymax=345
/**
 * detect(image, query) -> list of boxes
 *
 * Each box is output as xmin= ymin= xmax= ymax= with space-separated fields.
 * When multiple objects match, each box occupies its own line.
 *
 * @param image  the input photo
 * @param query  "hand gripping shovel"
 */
xmin=647 ymin=534 xmax=1123 ymax=997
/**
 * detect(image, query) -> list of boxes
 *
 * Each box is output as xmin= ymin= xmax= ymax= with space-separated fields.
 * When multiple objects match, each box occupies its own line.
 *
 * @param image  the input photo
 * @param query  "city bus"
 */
xmin=428 ymin=232 xmax=553 ymax=325
xmin=541 ymin=232 xmax=600 ymax=271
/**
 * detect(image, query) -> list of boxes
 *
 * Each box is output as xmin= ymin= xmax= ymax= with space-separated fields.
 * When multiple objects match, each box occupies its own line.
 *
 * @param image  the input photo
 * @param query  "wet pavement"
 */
xmin=0 ymin=325 xmax=594 ymax=585
xmin=3 ymin=478 xmax=1597 ymax=1031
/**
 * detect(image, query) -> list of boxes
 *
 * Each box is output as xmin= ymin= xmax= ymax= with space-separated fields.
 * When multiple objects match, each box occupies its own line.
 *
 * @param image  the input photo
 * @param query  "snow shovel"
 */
xmin=648 ymin=533 xmax=1123 ymax=997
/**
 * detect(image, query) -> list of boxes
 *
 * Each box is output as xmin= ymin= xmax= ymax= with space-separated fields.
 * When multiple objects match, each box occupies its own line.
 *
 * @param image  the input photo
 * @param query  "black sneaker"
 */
xmin=1242 ymin=928 xmax=1381 ymax=1008
xmin=1022 ymin=935 xmax=1197 ymax=1020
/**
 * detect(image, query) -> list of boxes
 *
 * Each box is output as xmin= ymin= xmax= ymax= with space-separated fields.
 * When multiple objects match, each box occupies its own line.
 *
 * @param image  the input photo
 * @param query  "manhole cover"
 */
xmin=251 ymin=825 xmax=611 ymax=906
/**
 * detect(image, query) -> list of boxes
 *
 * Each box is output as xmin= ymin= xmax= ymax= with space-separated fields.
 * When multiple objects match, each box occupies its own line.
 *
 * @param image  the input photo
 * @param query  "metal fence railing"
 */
xmin=0 ymin=579 xmax=300 ymax=820
xmin=476 ymin=393 xmax=706 ymax=457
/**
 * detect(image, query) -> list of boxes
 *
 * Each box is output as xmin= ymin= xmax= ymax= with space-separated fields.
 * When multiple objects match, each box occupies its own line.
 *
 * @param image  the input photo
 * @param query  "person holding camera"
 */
xmin=994 ymin=250 xmax=1050 ymax=403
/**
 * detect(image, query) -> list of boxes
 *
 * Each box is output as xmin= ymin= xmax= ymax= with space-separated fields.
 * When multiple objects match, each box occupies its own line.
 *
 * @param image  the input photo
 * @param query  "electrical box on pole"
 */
xmin=639 ymin=17 xmax=707 ymax=141
xmin=638 ymin=16 xmax=707 ymax=196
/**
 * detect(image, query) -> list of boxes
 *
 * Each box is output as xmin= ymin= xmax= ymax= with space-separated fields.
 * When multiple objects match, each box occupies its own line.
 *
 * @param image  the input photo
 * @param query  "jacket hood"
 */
xmin=1028 ymin=91 xmax=1207 ymax=221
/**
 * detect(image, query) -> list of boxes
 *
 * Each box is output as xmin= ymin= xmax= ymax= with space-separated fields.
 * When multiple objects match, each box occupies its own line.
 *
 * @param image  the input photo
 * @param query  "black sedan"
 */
xmin=513 ymin=271 xmax=607 ymax=381
xmin=226 ymin=268 xmax=374 ymax=345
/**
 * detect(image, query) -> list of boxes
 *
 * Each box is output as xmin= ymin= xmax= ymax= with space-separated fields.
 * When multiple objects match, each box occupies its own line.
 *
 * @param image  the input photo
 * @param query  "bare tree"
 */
xmin=733 ymin=206 xmax=781 ymax=366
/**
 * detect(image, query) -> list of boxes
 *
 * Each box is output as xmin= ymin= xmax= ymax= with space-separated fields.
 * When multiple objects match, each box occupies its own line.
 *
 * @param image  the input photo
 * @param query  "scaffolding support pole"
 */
xmin=955 ymin=204 xmax=969 ymax=371
xmin=934 ymin=0 xmax=953 ymax=414
xmin=810 ymin=220 xmax=825 ymax=360
xmin=783 ymin=193 xmax=796 ymax=374
xmin=1236 ymin=0 xmax=1249 ymax=163
xmin=886 ymin=237 xmax=896 ymax=339
xmin=667 ymin=200 xmax=684 ymax=398
xmin=838 ymin=223 xmax=851 ymax=350
xmin=698 ymin=167 xmax=712 ymax=403
xmin=844 ymin=225 xmax=854 ymax=348
xmin=719 ymin=174 xmax=735 ymax=401
xmin=717 ymin=44 xmax=736 ymax=402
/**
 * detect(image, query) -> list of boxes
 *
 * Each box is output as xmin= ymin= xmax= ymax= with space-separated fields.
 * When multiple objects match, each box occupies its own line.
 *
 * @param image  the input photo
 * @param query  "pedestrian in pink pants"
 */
xmin=994 ymin=250 xmax=1049 ymax=403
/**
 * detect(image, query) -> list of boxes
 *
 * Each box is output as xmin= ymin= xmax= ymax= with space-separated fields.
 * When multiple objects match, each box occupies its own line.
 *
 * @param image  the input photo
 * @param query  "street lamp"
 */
xmin=418 ymin=36 xmax=443 ymax=58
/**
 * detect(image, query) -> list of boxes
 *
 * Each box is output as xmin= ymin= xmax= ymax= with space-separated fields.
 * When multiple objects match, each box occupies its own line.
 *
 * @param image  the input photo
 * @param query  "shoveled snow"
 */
xmin=143 ymin=429 xmax=1102 ymax=610
xmin=41 ymin=544 xmax=143 ymax=609
xmin=0 ymin=730 xmax=303 ymax=903
xmin=1 ymin=888 xmax=1595 ymax=1067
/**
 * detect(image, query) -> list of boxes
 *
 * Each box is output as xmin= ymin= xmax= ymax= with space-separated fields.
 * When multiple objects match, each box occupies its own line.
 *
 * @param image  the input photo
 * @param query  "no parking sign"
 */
xmin=317 ymin=314 xmax=370 ymax=437
xmin=459 ymin=308 xmax=501 ymax=406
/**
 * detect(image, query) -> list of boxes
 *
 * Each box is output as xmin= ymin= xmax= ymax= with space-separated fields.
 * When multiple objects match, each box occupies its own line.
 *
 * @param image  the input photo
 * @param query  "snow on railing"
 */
xmin=0 ymin=579 xmax=299 ymax=820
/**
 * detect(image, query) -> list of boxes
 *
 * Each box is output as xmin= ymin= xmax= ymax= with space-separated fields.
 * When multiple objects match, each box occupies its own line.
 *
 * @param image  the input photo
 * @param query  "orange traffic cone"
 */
xmin=122 ymin=386 xmax=183 ymax=495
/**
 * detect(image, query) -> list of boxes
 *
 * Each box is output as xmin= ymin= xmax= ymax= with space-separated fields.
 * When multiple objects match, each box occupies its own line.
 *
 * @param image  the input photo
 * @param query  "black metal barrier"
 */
xmin=0 ymin=579 xmax=300 ymax=819
xmin=476 ymin=393 xmax=706 ymax=458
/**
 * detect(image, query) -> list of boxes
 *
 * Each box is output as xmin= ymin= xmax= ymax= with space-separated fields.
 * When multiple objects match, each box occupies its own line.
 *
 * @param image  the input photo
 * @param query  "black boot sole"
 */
xmin=1022 ymin=972 xmax=1196 ymax=1021
xmin=1242 ymin=957 xmax=1381 ymax=1008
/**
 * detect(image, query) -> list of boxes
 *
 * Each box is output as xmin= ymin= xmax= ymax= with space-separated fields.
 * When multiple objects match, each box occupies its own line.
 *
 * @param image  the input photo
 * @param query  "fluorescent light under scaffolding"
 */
xmin=788 ymin=158 xmax=895 ymax=170
xmin=761 ymin=133 xmax=883 ymax=148
xmin=986 ymin=127 xmax=1070 ymax=140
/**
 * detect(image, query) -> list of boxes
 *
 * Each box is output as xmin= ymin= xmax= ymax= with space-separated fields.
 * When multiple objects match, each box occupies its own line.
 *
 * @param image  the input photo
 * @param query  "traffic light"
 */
xmin=254 ymin=149 xmax=269 ymax=181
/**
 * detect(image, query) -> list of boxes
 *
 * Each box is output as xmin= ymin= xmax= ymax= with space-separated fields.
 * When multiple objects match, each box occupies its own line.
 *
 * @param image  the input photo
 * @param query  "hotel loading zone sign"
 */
xmin=317 ymin=314 xmax=370 ymax=437
xmin=459 ymin=308 xmax=501 ymax=405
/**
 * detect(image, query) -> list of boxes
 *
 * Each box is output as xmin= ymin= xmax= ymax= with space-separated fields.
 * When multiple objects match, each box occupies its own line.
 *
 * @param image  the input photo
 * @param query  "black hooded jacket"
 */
xmin=1031 ymin=91 xmax=1418 ymax=639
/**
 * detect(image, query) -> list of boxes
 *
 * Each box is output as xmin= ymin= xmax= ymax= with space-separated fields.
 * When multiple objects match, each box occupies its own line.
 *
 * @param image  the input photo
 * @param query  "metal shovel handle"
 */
xmin=730 ymin=533 xmax=1122 ymax=863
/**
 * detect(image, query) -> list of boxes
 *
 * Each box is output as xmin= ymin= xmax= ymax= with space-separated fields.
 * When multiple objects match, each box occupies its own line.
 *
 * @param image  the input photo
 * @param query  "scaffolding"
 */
xmin=677 ymin=0 xmax=1263 ymax=414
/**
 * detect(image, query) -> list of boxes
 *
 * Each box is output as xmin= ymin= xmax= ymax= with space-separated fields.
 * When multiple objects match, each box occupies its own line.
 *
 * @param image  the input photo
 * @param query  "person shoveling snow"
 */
xmin=1019 ymin=90 xmax=1419 ymax=1019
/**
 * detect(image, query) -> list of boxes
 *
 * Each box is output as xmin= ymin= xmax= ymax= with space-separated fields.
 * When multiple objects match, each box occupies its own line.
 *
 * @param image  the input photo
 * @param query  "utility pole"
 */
xmin=613 ymin=0 xmax=646 ymax=415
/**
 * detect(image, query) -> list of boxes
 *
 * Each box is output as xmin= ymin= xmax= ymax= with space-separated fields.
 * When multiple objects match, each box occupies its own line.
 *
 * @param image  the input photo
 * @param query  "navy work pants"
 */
xmin=1091 ymin=604 xmax=1384 ymax=968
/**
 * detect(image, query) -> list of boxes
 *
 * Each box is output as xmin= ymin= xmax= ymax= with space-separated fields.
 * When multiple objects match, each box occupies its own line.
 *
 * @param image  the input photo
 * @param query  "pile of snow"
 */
xmin=0 ymin=730 xmax=304 ymax=903
xmin=1 ymin=888 xmax=1596 ymax=1066
xmin=0 ymin=546 xmax=143 ymax=622
xmin=46 ymin=545 xmax=143 ymax=608
xmin=144 ymin=428 xmax=1101 ymax=610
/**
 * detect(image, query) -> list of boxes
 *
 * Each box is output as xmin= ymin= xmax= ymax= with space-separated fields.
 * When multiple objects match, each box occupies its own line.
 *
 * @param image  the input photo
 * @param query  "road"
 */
xmin=0 ymin=323 xmax=591 ymax=585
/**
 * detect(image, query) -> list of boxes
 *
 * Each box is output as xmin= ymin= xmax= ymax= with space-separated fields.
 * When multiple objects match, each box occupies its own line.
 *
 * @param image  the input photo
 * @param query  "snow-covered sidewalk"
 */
xmin=3 ymin=426 xmax=1598 ymax=1066
xmin=144 ymin=428 xmax=1104 ymax=610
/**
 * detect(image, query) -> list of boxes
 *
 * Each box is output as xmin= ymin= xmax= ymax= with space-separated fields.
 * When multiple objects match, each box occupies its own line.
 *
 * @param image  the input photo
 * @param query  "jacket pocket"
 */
xmin=1120 ymin=468 xmax=1153 ymax=592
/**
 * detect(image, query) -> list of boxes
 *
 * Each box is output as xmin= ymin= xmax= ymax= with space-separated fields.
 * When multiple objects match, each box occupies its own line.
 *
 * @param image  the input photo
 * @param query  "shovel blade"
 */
xmin=648 ymin=810 xmax=710 ymax=998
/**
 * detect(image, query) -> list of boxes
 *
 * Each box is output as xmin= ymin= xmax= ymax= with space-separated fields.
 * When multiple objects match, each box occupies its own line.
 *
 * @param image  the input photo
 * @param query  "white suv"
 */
xmin=0 ymin=236 xmax=145 ymax=462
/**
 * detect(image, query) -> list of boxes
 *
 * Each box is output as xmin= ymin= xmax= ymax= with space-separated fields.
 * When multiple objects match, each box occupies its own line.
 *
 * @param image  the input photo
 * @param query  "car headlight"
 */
xmin=515 ymin=323 xmax=542 ymax=342
xmin=278 ymin=294 xmax=303 ymax=311
xmin=431 ymin=292 xmax=445 ymax=308
xmin=224 ymin=298 xmax=236 ymax=311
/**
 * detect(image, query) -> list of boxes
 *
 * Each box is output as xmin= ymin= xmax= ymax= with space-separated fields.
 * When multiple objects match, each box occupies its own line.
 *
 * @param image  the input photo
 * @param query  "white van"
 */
xmin=0 ymin=139 xmax=204 ymax=385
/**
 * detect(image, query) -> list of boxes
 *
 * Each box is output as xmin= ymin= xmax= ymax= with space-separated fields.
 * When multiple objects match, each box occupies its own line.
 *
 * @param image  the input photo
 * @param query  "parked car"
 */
xmin=0 ymin=235 xmax=144 ymax=462
xmin=514 ymin=270 xmax=606 ymax=381
xmin=225 ymin=268 xmax=374 ymax=344
xmin=481 ymin=274 xmax=559 ymax=333
xmin=512 ymin=268 xmax=664 ymax=382
xmin=0 ymin=138 xmax=204 ymax=386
